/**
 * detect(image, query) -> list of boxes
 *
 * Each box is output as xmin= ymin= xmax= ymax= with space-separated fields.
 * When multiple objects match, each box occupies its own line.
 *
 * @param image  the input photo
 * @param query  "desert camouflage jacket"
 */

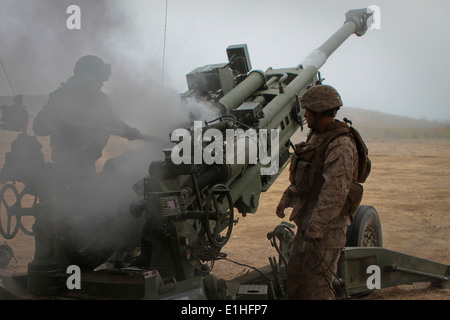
xmin=280 ymin=121 xmax=359 ymax=241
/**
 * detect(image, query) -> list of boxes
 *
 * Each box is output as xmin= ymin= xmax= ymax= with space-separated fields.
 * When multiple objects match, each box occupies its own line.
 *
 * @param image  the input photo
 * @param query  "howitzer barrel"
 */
xmin=303 ymin=9 xmax=370 ymax=71
xmin=219 ymin=8 xmax=374 ymax=214
xmin=260 ymin=8 xmax=372 ymax=136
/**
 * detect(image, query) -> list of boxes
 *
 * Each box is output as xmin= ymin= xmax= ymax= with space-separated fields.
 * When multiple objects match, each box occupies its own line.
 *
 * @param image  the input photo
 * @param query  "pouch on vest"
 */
xmin=293 ymin=160 xmax=316 ymax=193
xmin=340 ymin=181 xmax=363 ymax=216
xmin=294 ymin=141 xmax=316 ymax=162
xmin=289 ymin=142 xmax=316 ymax=189
xmin=289 ymin=154 xmax=298 ymax=185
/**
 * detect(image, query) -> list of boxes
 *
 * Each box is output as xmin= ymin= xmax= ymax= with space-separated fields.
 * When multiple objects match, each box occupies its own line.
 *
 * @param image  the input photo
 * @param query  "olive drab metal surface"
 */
xmin=0 ymin=8 xmax=448 ymax=300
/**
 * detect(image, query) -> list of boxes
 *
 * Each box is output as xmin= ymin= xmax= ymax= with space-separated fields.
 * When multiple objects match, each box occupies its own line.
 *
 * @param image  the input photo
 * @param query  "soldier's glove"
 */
xmin=126 ymin=128 xmax=141 ymax=141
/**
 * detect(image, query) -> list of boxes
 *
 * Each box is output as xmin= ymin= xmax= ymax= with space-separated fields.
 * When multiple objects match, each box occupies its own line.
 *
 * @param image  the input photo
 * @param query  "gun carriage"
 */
xmin=0 ymin=8 xmax=448 ymax=300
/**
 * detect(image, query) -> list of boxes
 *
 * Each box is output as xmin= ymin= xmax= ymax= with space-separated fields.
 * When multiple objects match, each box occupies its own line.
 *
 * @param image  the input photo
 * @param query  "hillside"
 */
xmin=1 ymin=95 xmax=449 ymax=139
xmin=339 ymin=107 xmax=450 ymax=139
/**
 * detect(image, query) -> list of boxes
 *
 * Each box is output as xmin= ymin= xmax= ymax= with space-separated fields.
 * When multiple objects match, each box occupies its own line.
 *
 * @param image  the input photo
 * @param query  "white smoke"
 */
xmin=0 ymin=0 xmax=220 ymax=268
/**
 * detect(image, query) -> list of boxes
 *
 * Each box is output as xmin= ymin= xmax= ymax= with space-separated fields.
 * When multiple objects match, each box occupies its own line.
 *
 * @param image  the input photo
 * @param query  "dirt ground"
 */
xmin=1 ymin=135 xmax=449 ymax=300
xmin=213 ymin=137 xmax=450 ymax=300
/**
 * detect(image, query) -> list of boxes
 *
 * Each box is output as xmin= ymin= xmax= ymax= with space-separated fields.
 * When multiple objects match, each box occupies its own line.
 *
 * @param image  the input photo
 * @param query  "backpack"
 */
xmin=341 ymin=118 xmax=372 ymax=216
xmin=344 ymin=118 xmax=371 ymax=183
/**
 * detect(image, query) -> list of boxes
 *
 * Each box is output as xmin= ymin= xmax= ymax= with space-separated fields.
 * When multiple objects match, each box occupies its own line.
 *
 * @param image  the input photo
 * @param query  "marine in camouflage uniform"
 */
xmin=276 ymin=85 xmax=359 ymax=299
xmin=33 ymin=55 xmax=141 ymax=177
xmin=31 ymin=56 xmax=143 ymax=269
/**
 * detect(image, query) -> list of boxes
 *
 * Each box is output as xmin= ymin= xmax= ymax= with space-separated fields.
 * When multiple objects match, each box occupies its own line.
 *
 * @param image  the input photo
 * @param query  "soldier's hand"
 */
xmin=276 ymin=203 xmax=286 ymax=218
xmin=127 ymin=127 xmax=141 ymax=141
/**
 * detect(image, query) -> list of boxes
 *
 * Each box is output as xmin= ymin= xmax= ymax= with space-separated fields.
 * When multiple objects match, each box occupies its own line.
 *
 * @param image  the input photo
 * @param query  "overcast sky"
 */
xmin=1 ymin=0 xmax=449 ymax=121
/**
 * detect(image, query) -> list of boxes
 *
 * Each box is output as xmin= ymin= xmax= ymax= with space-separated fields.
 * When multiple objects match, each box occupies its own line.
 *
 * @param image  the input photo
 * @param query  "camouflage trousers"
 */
xmin=287 ymin=227 xmax=347 ymax=300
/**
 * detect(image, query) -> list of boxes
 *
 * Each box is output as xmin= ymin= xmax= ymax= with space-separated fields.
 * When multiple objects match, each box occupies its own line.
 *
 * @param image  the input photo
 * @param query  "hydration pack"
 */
xmin=344 ymin=118 xmax=371 ymax=183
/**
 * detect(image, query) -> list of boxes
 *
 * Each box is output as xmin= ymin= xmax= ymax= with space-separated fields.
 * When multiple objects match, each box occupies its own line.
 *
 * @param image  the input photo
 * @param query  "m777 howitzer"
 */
xmin=0 ymin=8 xmax=448 ymax=300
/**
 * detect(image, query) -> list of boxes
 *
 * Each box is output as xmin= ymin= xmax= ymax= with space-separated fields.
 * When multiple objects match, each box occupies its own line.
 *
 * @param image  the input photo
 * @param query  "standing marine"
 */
xmin=276 ymin=84 xmax=365 ymax=299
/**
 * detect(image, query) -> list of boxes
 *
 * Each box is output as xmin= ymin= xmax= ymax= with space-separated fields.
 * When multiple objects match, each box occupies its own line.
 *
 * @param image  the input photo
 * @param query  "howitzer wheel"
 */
xmin=0 ymin=184 xmax=20 ymax=239
xmin=16 ymin=191 xmax=37 ymax=236
xmin=0 ymin=183 xmax=36 ymax=239
xmin=346 ymin=205 xmax=383 ymax=247
xmin=203 ymin=184 xmax=234 ymax=248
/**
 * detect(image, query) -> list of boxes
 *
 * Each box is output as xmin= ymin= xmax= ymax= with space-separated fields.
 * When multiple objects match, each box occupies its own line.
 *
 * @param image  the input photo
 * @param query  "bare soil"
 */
xmin=1 ymin=134 xmax=449 ymax=300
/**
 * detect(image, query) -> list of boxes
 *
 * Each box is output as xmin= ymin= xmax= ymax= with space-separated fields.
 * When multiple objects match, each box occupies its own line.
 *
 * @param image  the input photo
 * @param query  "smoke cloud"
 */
xmin=0 ymin=0 xmax=218 ymax=268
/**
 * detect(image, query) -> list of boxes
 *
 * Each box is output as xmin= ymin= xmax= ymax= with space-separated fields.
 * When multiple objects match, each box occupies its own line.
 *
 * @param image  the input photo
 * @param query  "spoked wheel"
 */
xmin=0 ymin=184 xmax=20 ymax=239
xmin=346 ymin=205 xmax=383 ymax=247
xmin=0 ymin=183 xmax=37 ymax=239
xmin=203 ymin=184 xmax=234 ymax=248
xmin=17 ymin=191 xmax=38 ymax=236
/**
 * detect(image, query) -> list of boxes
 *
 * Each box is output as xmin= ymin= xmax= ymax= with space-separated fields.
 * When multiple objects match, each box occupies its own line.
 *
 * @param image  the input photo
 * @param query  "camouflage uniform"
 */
xmin=30 ymin=56 xmax=141 ymax=269
xmin=33 ymin=56 xmax=137 ymax=177
xmin=278 ymin=85 xmax=359 ymax=299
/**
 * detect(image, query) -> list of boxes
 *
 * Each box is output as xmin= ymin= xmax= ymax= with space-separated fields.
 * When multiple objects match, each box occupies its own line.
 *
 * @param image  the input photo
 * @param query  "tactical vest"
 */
xmin=288 ymin=120 xmax=363 ymax=220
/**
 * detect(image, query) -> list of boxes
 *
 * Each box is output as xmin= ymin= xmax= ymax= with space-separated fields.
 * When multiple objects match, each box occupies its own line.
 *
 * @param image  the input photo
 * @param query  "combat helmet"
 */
xmin=300 ymin=85 xmax=343 ymax=113
xmin=73 ymin=55 xmax=112 ymax=81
